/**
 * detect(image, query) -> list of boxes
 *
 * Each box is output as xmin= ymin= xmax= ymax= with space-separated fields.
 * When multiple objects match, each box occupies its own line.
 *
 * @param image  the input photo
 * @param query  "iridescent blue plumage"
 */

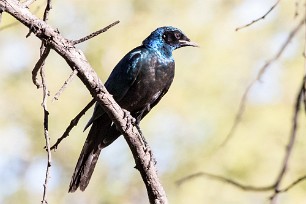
xmin=69 ymin=26 xmax=197 ymax=192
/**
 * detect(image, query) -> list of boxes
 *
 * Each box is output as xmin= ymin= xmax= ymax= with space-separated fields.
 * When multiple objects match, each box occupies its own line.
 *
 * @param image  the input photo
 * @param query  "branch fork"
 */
xmin=0 ymin=1 xmax=168 ymax=203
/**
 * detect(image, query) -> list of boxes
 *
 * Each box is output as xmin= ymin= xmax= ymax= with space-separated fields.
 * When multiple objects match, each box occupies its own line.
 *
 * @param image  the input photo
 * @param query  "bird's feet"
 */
xmin=122 ymin=109 xmax=148 ymax=148
xmin=122 ymin=109 xmax=136 ymax=128
xmin=135 ymin=124 xmax=148 ymax=148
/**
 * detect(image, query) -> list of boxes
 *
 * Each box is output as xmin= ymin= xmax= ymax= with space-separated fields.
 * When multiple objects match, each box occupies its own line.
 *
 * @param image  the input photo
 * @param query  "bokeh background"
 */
xmin=0 ymin=0 xmax=305 ymax=203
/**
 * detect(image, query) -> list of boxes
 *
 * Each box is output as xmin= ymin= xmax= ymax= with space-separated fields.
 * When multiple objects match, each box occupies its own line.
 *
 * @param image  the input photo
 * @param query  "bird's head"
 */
xmin=142 ymin=26 xmax=198 ymax=57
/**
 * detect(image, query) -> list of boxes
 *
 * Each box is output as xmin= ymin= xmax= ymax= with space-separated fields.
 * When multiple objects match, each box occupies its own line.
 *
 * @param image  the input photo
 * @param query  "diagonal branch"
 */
xmin=176 ymin=172 xmax=274 ymax=192
xmin=222 ymin=18 xmax=305 ymax=146
xmin=72 ymin=20 xmax=120 ymax=45
xmin=52 ymin=69 xmax=78 ymax=101
xmin=269 ymin=76 xmax=306 ymax=203
xmin=280 ymin=174 xmax=306 ymax=193
xmin=0 ymin=1 xmax=167 ymax=203
xmin=50 ymin=99 xmax=95 ymax=151
xmin=235 ymin=0 xmax=281 ymax=31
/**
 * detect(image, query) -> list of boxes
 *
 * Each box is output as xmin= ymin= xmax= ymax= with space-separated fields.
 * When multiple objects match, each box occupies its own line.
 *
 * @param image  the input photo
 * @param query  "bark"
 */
xmin=0 ymin=0 xmax=167 ymax=203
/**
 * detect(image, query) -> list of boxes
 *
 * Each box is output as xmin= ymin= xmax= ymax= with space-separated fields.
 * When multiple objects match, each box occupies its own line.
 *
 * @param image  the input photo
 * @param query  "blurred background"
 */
xmin=0 ymin=0 xmax=305 ymax=203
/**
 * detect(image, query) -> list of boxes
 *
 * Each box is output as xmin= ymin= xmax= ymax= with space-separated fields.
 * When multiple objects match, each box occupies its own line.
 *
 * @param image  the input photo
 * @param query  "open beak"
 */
xmin=179 ymin=39 xmax=199 ymax=48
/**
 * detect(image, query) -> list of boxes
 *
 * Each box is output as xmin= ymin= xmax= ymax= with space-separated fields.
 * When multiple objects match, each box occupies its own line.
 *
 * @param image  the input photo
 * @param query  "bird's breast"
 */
xmin=120 ymin=55 xmax=174 ymax=111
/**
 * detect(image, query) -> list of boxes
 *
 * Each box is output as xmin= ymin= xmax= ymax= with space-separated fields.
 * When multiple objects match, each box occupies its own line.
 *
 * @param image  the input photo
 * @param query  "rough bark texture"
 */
xmin=0 ymin=0 xmax=168 ymax=203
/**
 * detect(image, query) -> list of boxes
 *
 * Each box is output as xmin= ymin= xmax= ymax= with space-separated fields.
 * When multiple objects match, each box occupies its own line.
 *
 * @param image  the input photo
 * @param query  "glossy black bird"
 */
xmin=69 ymin=26 xmax=197 ymax=192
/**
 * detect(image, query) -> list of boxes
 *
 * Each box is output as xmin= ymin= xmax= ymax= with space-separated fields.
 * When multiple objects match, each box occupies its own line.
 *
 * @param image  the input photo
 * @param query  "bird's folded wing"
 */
xmin=84 ymin=49 xmax=143 ymax=131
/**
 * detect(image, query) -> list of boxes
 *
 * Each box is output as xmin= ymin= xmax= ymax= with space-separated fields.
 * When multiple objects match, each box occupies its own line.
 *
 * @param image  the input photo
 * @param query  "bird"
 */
xmin=68 ymin=26 xmax=198 ymax=192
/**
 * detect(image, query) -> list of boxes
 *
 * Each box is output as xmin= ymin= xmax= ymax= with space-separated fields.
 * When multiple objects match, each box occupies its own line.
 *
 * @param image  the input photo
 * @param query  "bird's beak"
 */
xmin=178 ymin=39 xmax=199 ymax=48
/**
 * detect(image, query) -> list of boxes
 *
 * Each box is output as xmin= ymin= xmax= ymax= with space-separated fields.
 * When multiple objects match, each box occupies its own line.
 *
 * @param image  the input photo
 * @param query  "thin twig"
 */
xmin=270 ymin=13 xmax=306 ymax=204
xmin=40 ymin=1 xmax=52 ymax=203
xmin=270 ymin=76 xmax=305 ymax=203
xmin=52 ymin=70 xmax=78 ymax=102
xmin=40 ymin=56 xmax=51 ymax=204
xmin=42 ymin=0 xmax=51 ymax=22
xmin=236 ymin=0 xmax=281 ymax=31
xmin=280 ymin=175 xmax=306 ymax=193
xmin=32 ymin=47 xmax=50 ymax=88
xmin=1 ymin=2 xmax=167 ymax=202
xmin=222 ymin=18 xmax=305 ymax=146
xmin=177 ymin=171 xmax=306 ymax=197
xmin=50 ymin=99 xmax=95 ymax=151
xmin=176 ymin=172 xmax=274 ymax=192
xmin=72 ymin=20 xmax=120 ymax=45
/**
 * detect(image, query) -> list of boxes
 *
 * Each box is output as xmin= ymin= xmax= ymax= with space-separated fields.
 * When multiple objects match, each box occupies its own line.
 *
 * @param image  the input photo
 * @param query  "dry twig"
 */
xmin=39 ymin=1 xmax=52 ymax=203
xmin=40 ymin=55 xmax=51 ymax=204
xmin=280 ymin=174 xmax=306 ymax=193
xmin=52 ymin=70 xmax=78 ymax=102
xmin=222 ymin=18 xmax=305 ymax=146
xmin=178 ymin=171 xmax=306 ymax=198
xmin=72 ymin=20 xmax=120 ymax=45
xmin=50 ymin=99 xmax=95 ymax=150
xmin=270 ymin=76 xmax=305 ymax=203
xmin=176 ymin=172 xmax=274 ymax=192
xmin=32 ymin=47 xmax=50 ymax=88
xmin=179 ymin=77 xmax=306 ymax=203
xmin=0 ymin=0 xmax=165 ymax=203
xmin=235 ymin=0 xmax=281 ymax=31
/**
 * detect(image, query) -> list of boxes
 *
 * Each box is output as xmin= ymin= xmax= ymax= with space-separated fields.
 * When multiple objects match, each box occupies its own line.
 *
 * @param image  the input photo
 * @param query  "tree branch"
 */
xmin=50 ymin=99 xmax=95 ymax=151
xmin=235 ymin=0 xmax=281 ymax=31
xmin=72 ymin=20 xmax=120 ymax=45
xmin=52 ymin=69 xmax=78 ymax=101
xmin=0 ymin=1 xmax=167 ymax=203
xmin=280 ymin=174 xmax=306 ymax=193
xmin=32 ymin=47 xmax=50 ymax=88
xmin=269 ymin=76 xmax=305 ymax=203
xmin=39 ymin=1 xmax=53 ymax=203
xmin=176 ymin=172 xmax=274 ymax=192
xmin=40 ymin=56 xmax=51 ymax=204
xmin=222 ymin=17 xmax=305 ymax=146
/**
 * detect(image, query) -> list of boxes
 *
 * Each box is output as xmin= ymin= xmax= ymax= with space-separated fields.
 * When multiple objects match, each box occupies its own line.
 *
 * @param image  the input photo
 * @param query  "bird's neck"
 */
xmin=144 ymin=45 xmax=174 ymax=60
xmin=160 ymin=46 xmax=174 ymax=59
xmin=143 ymin=40 xmax=174 ymax=59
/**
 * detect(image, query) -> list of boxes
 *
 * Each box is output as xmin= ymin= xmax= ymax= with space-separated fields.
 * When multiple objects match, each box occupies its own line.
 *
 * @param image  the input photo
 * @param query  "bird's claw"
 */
xmin=122 ymin=109 xmax=136 ymax=130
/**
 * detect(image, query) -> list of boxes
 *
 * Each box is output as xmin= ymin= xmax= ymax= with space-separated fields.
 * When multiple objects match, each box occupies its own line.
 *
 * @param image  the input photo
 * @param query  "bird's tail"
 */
xmin=68 ymin=115 xmax=120 ymax=192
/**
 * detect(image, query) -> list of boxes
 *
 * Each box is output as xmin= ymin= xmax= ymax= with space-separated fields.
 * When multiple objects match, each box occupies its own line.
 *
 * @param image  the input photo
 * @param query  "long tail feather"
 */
xmin=68 ymin=116 xmax=120 ymax=192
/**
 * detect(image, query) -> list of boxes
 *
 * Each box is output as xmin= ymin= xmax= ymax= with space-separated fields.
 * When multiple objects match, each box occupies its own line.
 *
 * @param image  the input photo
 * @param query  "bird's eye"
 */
xmin=162 ymin=34 xmax=167 ymax=40
xmin=174 ymin=32 xmax=181 ymax=39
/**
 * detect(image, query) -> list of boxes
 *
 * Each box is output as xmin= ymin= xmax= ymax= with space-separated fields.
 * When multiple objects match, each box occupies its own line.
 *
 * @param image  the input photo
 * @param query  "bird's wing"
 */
xmin=136 ymin=79 xmax=173 ymax=121
xmin=84 ymin=49 xmax=143 ymax=131
xmin=105 ymin=49 xmax=143 ymax=101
